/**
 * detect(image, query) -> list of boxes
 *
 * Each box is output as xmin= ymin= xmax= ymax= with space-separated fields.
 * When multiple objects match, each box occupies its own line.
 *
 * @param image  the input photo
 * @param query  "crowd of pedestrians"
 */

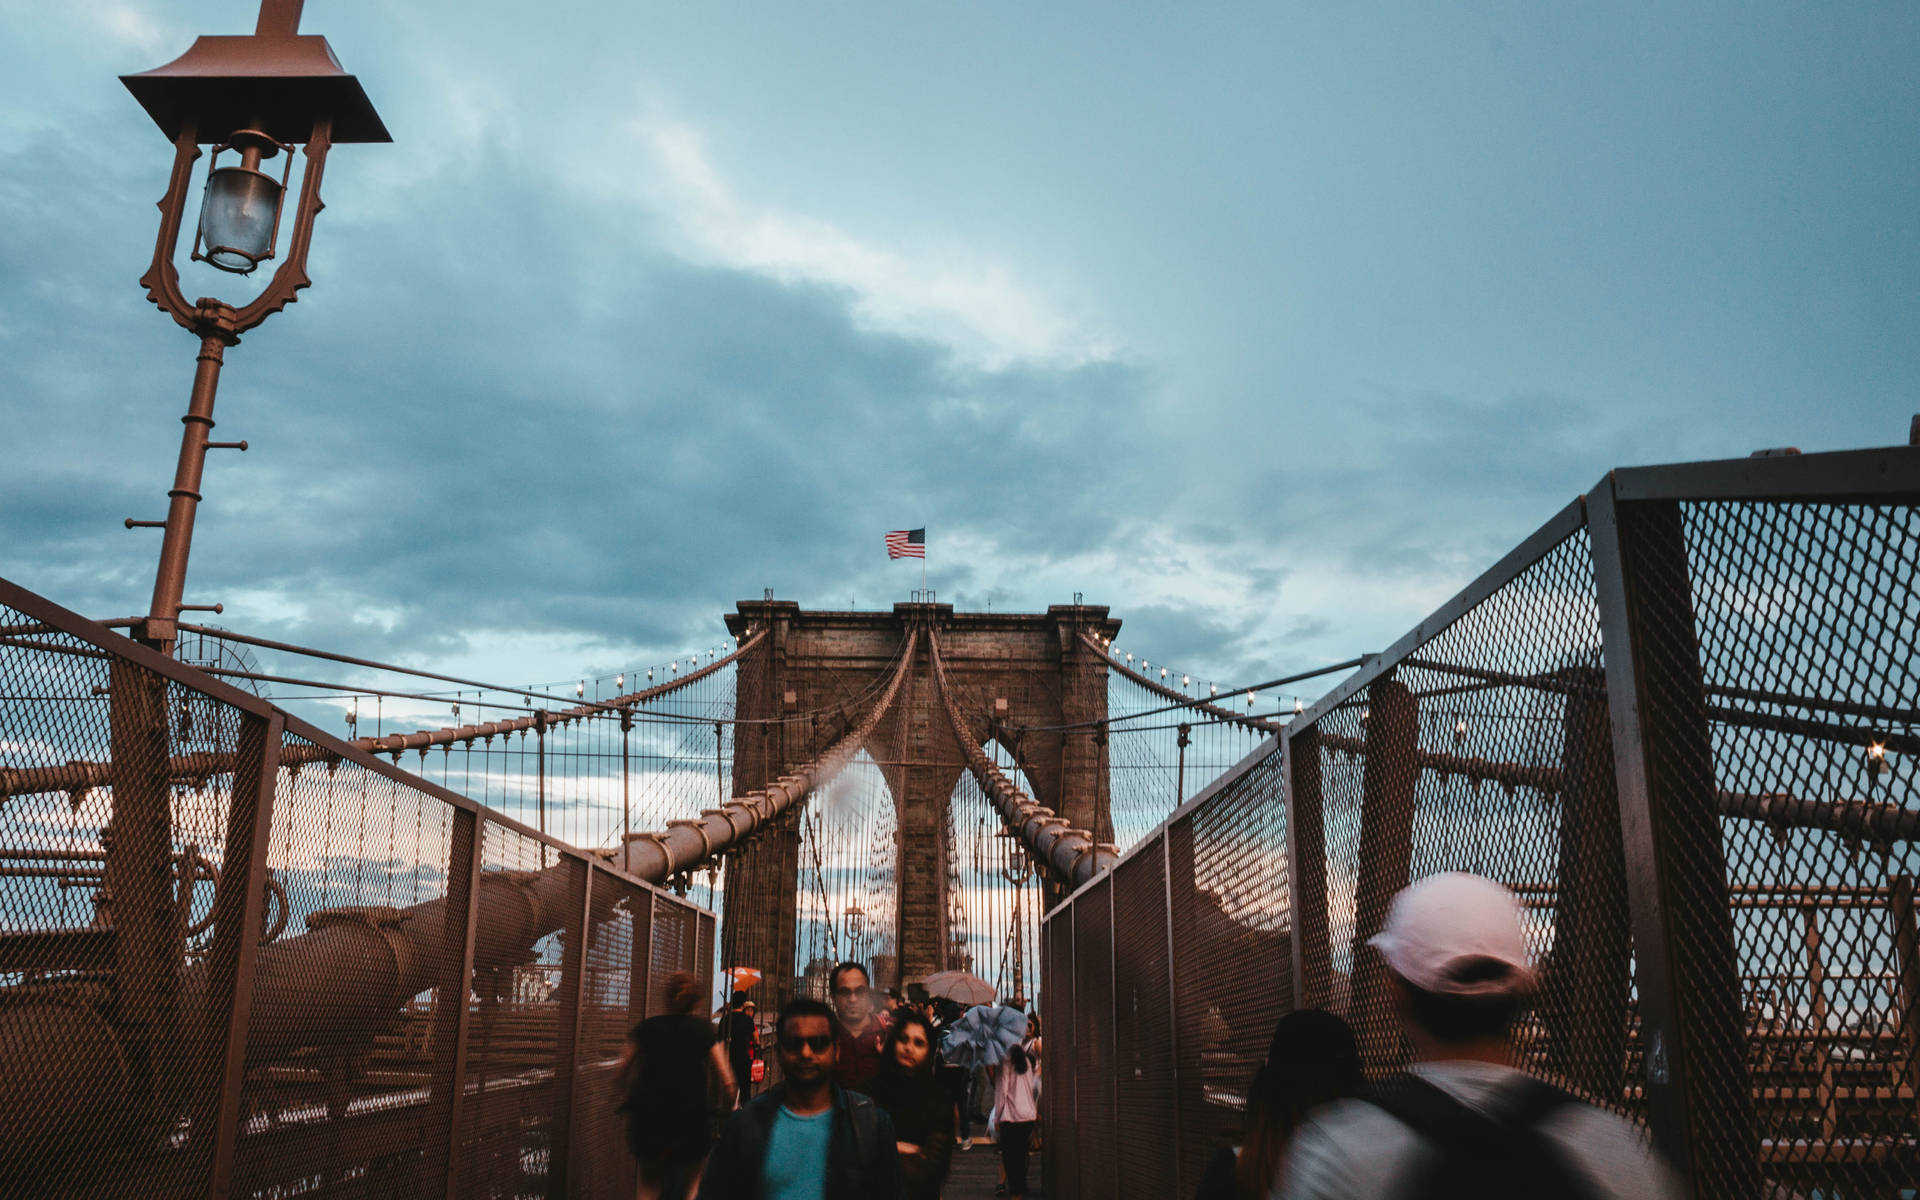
xmin=618 ymin=959 xmax=1002 ymax=1200
xmin=617 ymin=871 xmax=1679 ymax=1199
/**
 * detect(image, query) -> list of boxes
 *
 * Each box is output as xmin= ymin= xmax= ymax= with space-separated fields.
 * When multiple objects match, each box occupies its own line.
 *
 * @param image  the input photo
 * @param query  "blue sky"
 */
xmin=2 ymin=1 xmax=1915 ymax=694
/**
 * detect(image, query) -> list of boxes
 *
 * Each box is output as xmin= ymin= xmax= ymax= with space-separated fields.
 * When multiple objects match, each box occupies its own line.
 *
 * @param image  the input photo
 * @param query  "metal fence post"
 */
xmin=1890 ymin=875 xmax=1920 ymax=1132
xmin=1350 ymin=676 xmax=1419 ymax=1067
xmin=205 ymin=711 xmax=283 ymax=1197
xmin=547 ymin=858 xmax=593 ymax=1198
xmin=105 ymin=657 xmax=181 ymax=1143
xmin=1161 ymin=826 xmax=1183 ymax=1195
xmin=1283 ymin=727 xmax=1330 ymax=1009
xmin=632 ymin=890 xmax=655 ymax=1023
xmin=1107 ymin=880 xmax=1120 ymax=1198
xmin=1589 ymin=480 xmax=1760 ymax=1198
xmin=440 ymin=811 xmax=484 ymax=1200
xmin=1544 ymin=667 xmax=1632 ymax=1101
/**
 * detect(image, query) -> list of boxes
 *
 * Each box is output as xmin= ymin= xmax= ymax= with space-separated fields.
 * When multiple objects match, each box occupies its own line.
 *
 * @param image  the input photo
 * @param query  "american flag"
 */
xmin=885 ymin=528 xmax=926 ymax=559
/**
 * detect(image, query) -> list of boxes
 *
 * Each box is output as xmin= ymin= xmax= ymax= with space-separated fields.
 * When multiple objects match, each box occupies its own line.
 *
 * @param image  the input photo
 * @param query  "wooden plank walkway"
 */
xmin=943 ymin=1137 xmax=1044 ymax=1199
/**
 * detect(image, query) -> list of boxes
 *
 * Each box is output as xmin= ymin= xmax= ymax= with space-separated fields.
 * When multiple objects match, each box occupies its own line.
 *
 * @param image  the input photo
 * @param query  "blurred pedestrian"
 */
xmin=716 ymin=996 xmax=759 ymax=1103
xmin=932 ymin=1000 xmax=971 ymax=1146
xmin=1279 ymin=872 xmax=1682 ymax=1199
xmin=987 ymin=1045 xmax=1039 ymax=1200
xmin=869 ymin=1008 xmax=957 ymax=1200
xmin=618 ymin=971 xmax=736 ymax=1200
xmin=1190 ymin=1008 xmax=1360 ymax=1200
xmin=830 ymin=961 xmax=890 ymax=1092
xmin=698 ymin=998 xmax=906 ymax=1200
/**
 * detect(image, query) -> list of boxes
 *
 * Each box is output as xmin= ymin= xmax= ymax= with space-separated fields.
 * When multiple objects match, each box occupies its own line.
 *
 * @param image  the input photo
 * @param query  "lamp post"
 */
xmin=998 ymin=835 xmax=1033 ymax=1008
xmin=121 ymin=0 xmax=386 ymax=651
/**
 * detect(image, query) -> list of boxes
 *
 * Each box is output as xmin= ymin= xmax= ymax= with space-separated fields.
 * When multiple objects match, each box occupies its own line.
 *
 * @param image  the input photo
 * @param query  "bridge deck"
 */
xmin=944 ymin=1138 xmax=1044 ymax=1199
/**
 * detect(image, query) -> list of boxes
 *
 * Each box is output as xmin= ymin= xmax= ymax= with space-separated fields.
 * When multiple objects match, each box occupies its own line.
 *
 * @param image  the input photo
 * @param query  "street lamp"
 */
xmin=121 ymin=0 xmax=386 ymax=650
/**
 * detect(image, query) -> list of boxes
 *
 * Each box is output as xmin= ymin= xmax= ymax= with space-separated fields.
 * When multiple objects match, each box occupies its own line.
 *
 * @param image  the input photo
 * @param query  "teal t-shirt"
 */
xmin=763 ymin=1104 xmax=833 ymax=1200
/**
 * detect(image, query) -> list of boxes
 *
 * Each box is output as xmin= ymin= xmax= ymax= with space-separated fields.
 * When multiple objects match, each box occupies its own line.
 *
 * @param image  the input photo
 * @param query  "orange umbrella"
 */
xmin=727 ymin=967 xmax=764 ymax=991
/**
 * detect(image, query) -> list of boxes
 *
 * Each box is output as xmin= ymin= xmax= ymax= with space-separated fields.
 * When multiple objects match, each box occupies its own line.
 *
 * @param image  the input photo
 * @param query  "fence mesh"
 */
xmin=1043 ymin=459 xmax=1920 ymax=1199
xmin=1677 ymin=499 xmax=1920 ymax=1196
xmin=1110 ymin=838 xmax=1174 ymax=1200
xmin=0 ymin=582 xmax=715 ymax=1199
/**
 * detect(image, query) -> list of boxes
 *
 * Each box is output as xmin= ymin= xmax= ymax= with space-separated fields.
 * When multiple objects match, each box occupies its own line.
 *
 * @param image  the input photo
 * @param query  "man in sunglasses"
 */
xmin=699 ymin=998 xmax=906 ymax=1200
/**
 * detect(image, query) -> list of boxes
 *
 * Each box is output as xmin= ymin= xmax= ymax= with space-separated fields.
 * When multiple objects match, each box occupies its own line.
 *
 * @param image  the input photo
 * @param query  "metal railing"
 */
xmin=0 ymin=577 xmax=714 ymax=1199
xmin=1041 ymin=445 xmax=1920 ymax=1200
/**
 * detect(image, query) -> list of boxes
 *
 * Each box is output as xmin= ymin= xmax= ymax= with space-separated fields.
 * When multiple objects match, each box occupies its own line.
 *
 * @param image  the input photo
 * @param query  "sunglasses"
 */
xmin=780 ymin=1034 xmax=834 ymax=1053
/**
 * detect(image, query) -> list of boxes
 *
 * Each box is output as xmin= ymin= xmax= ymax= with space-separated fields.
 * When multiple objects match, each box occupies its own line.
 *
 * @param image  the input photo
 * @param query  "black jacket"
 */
xmin=697 ymin=1084 xmax=906 ymax=1200
xmin=866 ymin=1064 xmax=956 ymax=1200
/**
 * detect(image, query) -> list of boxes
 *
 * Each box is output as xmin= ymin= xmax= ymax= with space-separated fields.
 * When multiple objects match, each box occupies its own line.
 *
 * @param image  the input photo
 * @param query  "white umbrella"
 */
xmin=922 ymin=969 xmax=995 ymax=1007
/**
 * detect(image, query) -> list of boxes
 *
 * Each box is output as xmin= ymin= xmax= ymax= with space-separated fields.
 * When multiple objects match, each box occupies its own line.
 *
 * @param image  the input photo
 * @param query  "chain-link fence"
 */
xmin=1042 ymin=446 xmax=1920 ymax=1200
xmin=0 ymin=577 xmax=714 ymax=1199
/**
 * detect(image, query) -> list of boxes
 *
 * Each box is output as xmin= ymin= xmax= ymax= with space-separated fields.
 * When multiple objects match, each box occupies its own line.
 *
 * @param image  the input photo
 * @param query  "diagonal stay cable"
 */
xmin=927 ymin=627 xmax=1116 ymax=889
xmin=616 ymin=627 xmax=919 ymax=882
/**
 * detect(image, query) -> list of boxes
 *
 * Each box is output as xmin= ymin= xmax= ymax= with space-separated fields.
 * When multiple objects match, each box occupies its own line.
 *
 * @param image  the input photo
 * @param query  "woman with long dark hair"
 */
xmin=989 ymin=1044 xmax=1041 ymax=1200
xmin=1193 ymin=1008 xmax=1362 ymax=1200
xmin=868 ymin=1007 xmax=958 ymax=1200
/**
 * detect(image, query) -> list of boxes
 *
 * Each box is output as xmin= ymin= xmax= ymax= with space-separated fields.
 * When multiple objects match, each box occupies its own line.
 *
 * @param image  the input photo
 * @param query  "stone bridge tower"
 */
xmin=720 ymin=599 xmax=1118 ymax=1002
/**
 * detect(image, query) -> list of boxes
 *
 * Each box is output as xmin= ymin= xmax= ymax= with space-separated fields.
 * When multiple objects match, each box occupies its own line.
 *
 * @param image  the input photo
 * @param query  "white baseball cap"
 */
xmin=1366 ymin=872 xmax=1535 ymax=997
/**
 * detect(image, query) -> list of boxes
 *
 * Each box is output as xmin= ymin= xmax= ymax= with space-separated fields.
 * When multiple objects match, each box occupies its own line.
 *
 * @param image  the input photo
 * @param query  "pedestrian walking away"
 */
xmin=1278 ymin=872 xmax=1683 ymax=1200
xmin=1190 ymin=1008 xmax=1359 ymax=1200
xmin=829 ymin=960 xmax=891 ymax=1093
xmin=987 ymin=1045 xmax=1039 ymax=1200
xmin=868 ymin=1008 xmax=958 ymax=1200
xmin=717 ymin=996 xmax=760 ymax=1102
xmin=618 ymin=971 xmax=737 ymax=1200
xmin=698 ymin=997 xmax=907 ymax=1200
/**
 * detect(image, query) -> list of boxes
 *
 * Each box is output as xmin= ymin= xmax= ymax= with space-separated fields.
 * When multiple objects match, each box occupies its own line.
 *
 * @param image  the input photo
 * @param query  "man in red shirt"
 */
xmin=828 ymin=961 xmax=890 ymax=1093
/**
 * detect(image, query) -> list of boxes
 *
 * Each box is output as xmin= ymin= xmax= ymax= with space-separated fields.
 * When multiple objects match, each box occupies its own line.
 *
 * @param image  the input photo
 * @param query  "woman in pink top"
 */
xmin=989 ymin=1046 xmax=1041 ymax=1199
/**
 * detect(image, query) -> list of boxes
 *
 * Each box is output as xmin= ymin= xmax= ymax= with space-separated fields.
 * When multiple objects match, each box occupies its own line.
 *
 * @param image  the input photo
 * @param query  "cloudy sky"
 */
xmin=2 ymin=1 xmax=1915 ymax=695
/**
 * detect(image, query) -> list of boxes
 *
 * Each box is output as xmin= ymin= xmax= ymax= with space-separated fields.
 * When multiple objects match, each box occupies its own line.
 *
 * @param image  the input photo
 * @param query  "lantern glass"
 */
xmin=197 ymin=163 xmax=283 ymax=273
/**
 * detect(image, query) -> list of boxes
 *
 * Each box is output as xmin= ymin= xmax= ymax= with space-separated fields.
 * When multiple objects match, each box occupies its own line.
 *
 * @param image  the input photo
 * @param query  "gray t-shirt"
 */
xmin=1274 ymin=1060 xmax=1682 ymax=1200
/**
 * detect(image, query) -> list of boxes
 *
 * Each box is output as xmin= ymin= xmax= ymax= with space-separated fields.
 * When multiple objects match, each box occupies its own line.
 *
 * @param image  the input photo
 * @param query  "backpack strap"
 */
xmin=1365 ymin=1073 xmax=1599 ymax=1200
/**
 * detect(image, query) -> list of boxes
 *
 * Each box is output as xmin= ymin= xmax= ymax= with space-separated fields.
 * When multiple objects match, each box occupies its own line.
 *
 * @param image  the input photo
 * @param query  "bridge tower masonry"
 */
xmin=721 ymin=599 xmax=1119 ymax=1003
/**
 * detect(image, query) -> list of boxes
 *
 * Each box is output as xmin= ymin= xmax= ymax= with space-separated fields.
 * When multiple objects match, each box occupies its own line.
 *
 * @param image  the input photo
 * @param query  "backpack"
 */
xmin=1363 ymin=1073 xmax=1601 ymax=1200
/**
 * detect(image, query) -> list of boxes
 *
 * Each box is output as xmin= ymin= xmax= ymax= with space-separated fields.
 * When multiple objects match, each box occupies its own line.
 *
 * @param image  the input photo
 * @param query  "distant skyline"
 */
xmin=2 ymin=1 xmax=1915 ymax=698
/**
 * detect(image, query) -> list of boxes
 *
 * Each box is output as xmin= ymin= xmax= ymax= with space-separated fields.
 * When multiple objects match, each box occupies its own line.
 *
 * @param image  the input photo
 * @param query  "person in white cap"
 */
xmin=1275 ymin=872 xmax=1679 ymax=1200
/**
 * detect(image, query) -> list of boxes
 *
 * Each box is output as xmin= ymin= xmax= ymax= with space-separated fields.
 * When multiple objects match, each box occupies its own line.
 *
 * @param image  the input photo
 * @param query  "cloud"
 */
xmin=623 ymin=112 xmax=1112 ymax=370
